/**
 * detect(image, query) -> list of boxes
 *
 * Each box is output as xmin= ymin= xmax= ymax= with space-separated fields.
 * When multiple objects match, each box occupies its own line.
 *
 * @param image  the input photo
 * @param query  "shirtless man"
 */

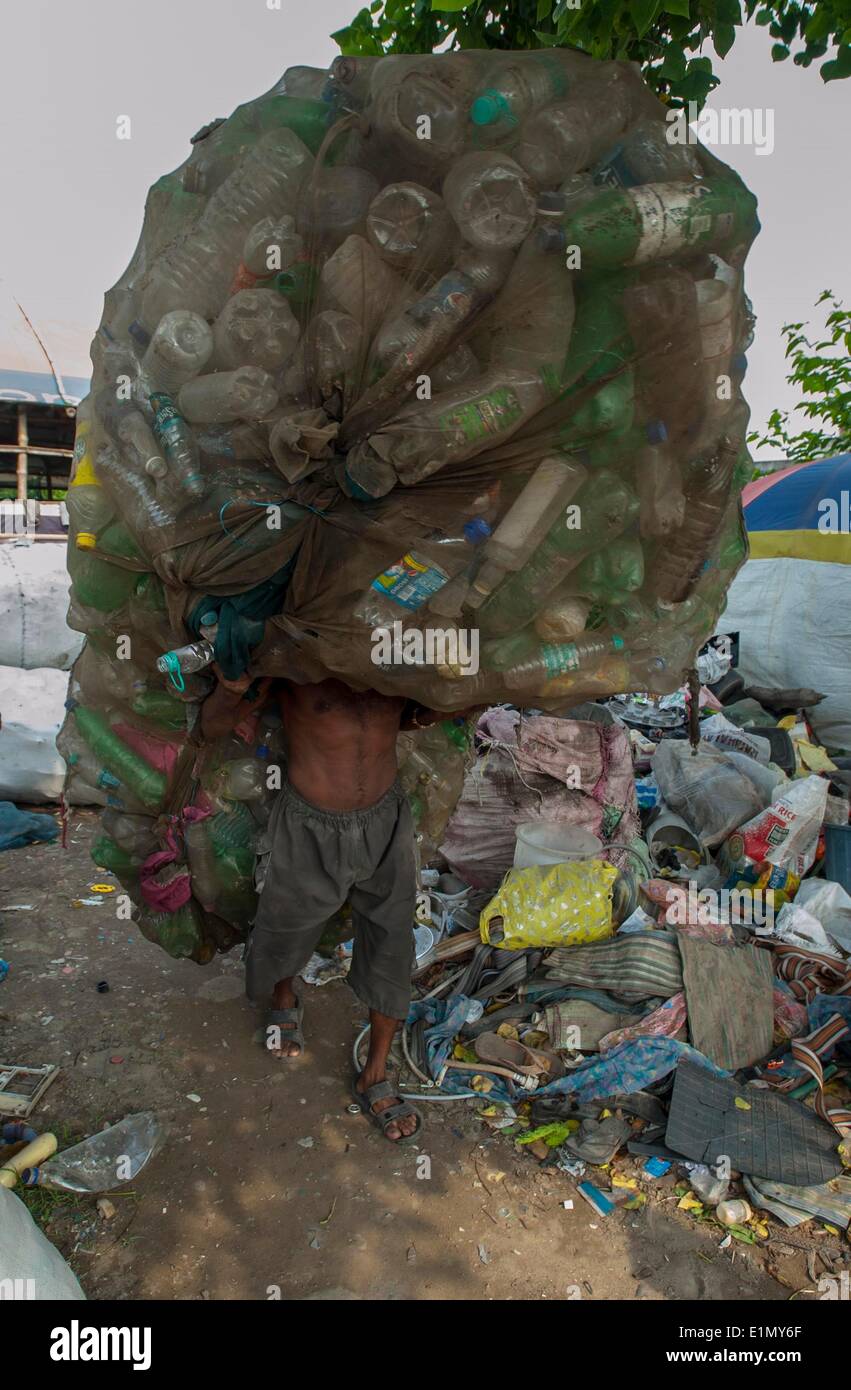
xmin=202 ymin=671 xmax=454 ymax=1144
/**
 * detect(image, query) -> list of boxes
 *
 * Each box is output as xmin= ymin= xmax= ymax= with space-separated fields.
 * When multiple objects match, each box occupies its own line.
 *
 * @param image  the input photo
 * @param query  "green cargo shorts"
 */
xmin=245 ymin=779 xmax=417 ymax=1019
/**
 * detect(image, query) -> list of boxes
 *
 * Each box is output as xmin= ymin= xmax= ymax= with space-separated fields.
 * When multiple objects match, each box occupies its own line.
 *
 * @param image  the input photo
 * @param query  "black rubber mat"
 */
xmin=665 ymin=1057 xmax=843 ymax=1186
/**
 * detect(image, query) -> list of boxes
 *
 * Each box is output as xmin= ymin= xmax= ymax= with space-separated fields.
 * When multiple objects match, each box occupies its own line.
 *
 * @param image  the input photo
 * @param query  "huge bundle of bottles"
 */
xmin=60 ymin=48 xmax=757 ymax=961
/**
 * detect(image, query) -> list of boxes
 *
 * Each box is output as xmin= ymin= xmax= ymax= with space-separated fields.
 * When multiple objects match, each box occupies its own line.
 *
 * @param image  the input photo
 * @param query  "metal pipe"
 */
xmin=16 ymin=404 xmax=28 ymax=502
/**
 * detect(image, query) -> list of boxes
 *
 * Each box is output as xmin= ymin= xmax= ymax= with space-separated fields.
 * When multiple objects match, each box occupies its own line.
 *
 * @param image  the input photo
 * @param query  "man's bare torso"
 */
xmin=277 ymin=679 xmax=407 ymax=812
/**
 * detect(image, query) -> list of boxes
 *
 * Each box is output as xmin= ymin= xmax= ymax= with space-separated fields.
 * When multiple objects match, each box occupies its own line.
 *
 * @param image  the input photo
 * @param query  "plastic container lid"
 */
xmin=470 ymin=91 xmax=509 ymax=126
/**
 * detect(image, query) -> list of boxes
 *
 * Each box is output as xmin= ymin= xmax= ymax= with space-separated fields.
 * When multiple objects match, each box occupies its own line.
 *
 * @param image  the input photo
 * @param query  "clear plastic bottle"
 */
xmin=648 ymin=427 xmax=742 ymax=603
xmin=469 ymin=55 xmax=568 ymax=142
xmin=140 ymin=128 xmax=314 ymax=328
xmin=534 ymin=596 xmax=592 ymax=642
xmin=211 ymin=290 xmax=300 ymax=372
xmin=366 ymin=182 xmax=455 ymax=271
xmin=141 ymin=311 xmax=213 ymax=395
xmin=185 ymin=817 xmax=220 ymax=912
xmin=230 ymin=214 xmax=304 ymax=293
xmin=319 ymin=234 xmax=406 ymax=338
xmin=300 ymin=309 xmax=362 ymax=403
xmin=476 ymin=470 xmax=639 ymax=635
xmin=592 ymin=116 xmax=702 ymax=189
xmin=622 ymin=269 xmax=705 ymax=445
xmin=372 ymin=70 xmax=470 ymax=164
xmin=511 ymin=101 xmax=593 ymax=188
xmin=215 ymin=757 xmax=266 ymax=801
xmin=636 ymin=438 xmax=687 ymax=538
xmin=149 ymin=391 xmax=205 ymax=496
xmin=468 ymin=455 xmax=587 ymax=604
xmin=487 ymin=226 xmax=576 ymax=378
xmin=297 ymin=165 xmax=380 ymax=247
xmin=95 ymin=442 xmax=177 ymax=535
xmin=504 ymin=634 xmax=626 ymax=691
xmin=693 ymin=256 xmax=740 ymax=446
xmin=21 ymin=1113 xmax=163 ymax=1192
xmin=354 ymin=520 xmax=491 ymax=629
xmin=177 ymin=367 xmax=279 ymax=424
xmin=349 ymin=368 xmax=554 ymax=496
xmin=443 ymin=151 xmax=536 ymax=251
xmin=156 ymin=638 xmax=216 ymax=680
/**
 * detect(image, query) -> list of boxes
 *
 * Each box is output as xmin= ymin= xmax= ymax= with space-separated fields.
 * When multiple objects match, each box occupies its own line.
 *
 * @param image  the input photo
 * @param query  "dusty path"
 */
xmin=0 ymin=812 xmax=808 ymax=1301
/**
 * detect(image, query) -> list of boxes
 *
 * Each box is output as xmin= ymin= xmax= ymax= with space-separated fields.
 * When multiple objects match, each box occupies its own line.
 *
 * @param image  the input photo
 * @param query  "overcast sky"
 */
xmin=1 ymin=0 xmax=848 ymax=456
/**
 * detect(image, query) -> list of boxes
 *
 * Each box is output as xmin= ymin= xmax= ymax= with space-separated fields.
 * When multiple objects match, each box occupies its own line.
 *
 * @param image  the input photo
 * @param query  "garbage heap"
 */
xmin=59 ymin=49 xmax=758 ymax=961
xmin=405 ymin=689 xmax=851 ymax=1241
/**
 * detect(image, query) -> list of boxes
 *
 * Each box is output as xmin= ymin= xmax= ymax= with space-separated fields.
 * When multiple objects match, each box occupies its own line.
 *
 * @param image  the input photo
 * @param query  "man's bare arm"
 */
xmin=200 ymin=667 xmax=271 ymax=742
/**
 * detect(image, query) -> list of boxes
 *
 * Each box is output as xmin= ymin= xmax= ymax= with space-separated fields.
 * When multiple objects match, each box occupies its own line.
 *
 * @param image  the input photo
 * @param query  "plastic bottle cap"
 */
xmin=612 ymin=636 xmax=626 ymax=650
xmin=471 ymin=91 xmax=508 ymax=126
xmin=463 ymin=517 xmax=492 ymax=545
xmin=76 ymin=532 xmax=97 ymax=550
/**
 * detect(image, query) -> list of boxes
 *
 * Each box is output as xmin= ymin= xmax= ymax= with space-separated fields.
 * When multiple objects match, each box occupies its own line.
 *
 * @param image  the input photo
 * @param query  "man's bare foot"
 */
xmin=356 ymin=1071 xmax=418 ymax=1141
xmin=267 ymin=980 xmax=302 ymax=1059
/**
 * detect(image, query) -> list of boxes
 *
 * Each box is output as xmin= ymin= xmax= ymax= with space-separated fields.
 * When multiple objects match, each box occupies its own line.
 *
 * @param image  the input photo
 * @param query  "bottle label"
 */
xmin=371 ymin=553 xmax=449 ymax=610
xmin=541 ymin=643 xmax=581 ymax=677
xmin=150 ymin=391 xmax=183 ymax=442
xmin=440 ymin=388 xmax=523 ymax=444
xmin=628 ymin=184 xmax=717 ymax=265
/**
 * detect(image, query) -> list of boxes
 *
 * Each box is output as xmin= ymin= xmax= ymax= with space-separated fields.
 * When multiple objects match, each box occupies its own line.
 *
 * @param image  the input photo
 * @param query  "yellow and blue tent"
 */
xmin=718 ymin=453 xmax=851 ymax=751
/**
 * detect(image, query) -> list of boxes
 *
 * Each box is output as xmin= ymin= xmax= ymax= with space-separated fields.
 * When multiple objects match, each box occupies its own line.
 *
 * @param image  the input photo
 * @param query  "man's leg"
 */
xmin=270 ymin=977 xmax=301 ymax=1058
xmin=356 ymin=1010 xmax=417 ymax=1141
xmin=348 ymin=791 xmax=419 ymax=1141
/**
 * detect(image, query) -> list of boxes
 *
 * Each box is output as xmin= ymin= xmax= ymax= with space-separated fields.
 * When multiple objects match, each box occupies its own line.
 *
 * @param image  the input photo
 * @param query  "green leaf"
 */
xmin=661 ymin=41 xmax=688 ymax=79
xmin=430 ymin=0 xmax=469 ymax=11
xmin=631 ymin=0 xmax=661 ymax=38
xmin=537 ymin=0 xmax=554 ymax=20
xmin=663 ymin=0 xmax=691 ymax=15
xmin=821 ymin=46 xmax=851 ymax=81
xmin=754 ymin=8 xmax=772 ymax=23
xmin=533 ymin=28 xmax=561 ymax=44
xmin=713 ymin=22 xmax=736 ymax=56
xmin=771 ymin=42 xmax=790 ymax=60
xmin=804 ymin=9 xmax=833 ymax=42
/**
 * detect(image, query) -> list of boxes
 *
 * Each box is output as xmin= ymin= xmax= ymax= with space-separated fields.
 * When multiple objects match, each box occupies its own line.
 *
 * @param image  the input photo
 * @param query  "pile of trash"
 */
xmin=389 ymin=673 xmax=851 ymax=1242
xmin=59 ymin=48 xmax=757 ymax=959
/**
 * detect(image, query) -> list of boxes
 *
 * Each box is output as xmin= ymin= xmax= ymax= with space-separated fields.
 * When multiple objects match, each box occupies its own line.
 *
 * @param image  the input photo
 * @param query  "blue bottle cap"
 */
xmin=463 ymin=517 xmax=492 ymax=544
xmin=256 ymin=743 xmax=270 ymax=759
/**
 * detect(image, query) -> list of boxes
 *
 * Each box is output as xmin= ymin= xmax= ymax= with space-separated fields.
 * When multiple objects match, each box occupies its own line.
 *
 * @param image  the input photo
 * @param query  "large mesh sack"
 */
xmin=61 ymin=49 xmax=757 ymax=960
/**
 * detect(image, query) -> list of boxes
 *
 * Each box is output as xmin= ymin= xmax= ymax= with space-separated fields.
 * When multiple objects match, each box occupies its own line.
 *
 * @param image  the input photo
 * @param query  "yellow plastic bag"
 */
xmin=479 ymin=860 xmax=617 ymax=949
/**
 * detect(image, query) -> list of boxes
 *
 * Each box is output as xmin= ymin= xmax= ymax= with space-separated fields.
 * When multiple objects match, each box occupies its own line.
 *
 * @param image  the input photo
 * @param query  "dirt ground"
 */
xmin=1 ymin=809 xmax=845 ymax=1302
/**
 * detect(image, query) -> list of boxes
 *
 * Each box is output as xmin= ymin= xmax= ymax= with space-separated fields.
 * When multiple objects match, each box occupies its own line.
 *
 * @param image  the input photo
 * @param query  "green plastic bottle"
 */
xmin=556 ymin=177 xmax=758 ymax=271
xmin=66 ymin=544 xmax=141 ymax=613
xmin=70 ymin=705 xmax=168 ymax=811
xmin=231 ymin=95 xmax=332 ymax=155
xmin=571 ymin=535 xmax=645 ymax=600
